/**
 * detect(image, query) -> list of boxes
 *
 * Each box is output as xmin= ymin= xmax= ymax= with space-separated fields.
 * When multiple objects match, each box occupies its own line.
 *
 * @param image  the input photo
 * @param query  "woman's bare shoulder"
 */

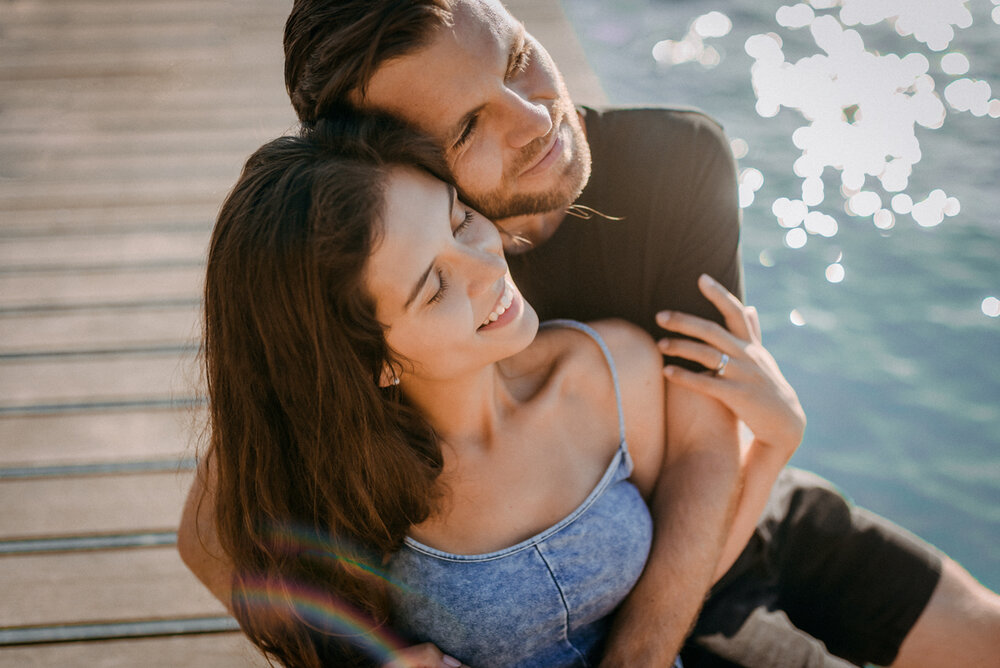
xmin=585 ymin=320 xmax=666 ymax=497
xmin=523 ymin=319 xmax=661 ymax=399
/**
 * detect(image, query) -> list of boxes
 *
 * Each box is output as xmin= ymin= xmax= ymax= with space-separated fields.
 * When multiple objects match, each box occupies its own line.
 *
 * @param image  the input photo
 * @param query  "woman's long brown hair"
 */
xmin=203 ymin=112 xmax=450 ymax=666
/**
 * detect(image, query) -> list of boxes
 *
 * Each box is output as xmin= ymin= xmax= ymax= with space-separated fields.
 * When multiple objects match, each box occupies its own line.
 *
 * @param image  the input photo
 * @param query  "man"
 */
xmin=180 ymin=1 xmax=1000 ymax=666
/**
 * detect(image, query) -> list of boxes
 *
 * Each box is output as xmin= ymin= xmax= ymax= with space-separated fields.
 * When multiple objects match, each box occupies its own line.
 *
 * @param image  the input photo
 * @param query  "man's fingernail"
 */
xmin=656 ymin=311 xmax=671 ymax=324
xmin=442 ymin=656 xmax=462 ymax=668
xmin=700 ymin=273 xmax=716 ymax=286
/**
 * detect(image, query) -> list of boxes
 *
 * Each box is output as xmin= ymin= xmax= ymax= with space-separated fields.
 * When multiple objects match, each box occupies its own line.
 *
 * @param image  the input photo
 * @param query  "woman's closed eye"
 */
xmin=428 ymin=212 xmax=472 ymax=304
xmin=455 ymin=209 xmax=475 ymax=235
xmin=428 ymin=270 xmax=449 ymax=305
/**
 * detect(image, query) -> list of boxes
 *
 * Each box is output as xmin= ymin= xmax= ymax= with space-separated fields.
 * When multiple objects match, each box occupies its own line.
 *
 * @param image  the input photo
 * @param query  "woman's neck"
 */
xmin=401 ymin=362 xmax=520 ymax=454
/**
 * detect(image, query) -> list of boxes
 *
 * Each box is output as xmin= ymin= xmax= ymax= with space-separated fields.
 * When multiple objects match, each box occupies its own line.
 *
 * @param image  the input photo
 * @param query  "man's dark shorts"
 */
xmin=682 ymin=468 xmax=944 ymax=668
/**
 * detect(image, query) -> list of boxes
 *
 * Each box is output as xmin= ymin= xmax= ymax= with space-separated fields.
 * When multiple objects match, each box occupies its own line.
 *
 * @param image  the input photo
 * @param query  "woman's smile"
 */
xmin=478 ymin=278 xmax=518 ymax=329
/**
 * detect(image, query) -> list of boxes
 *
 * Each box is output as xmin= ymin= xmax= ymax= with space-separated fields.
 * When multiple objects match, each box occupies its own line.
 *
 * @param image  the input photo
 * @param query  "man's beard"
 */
xmin=464 ymin=112 xmax=592 ymax=221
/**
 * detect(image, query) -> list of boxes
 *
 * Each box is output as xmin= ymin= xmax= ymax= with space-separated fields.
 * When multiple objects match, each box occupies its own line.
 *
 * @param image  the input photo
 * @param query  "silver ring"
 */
xmin=713 ymin=353 xmax=730 ymax=377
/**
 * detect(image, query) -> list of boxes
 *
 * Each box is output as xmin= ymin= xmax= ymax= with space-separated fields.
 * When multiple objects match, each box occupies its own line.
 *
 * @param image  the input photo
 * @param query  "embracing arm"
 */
xmin=177 ymin=453 xmax=234 ymax=609
xmin=592 ymin=322 xmax=743 ymax=668
xmin=178 ymin=456 xmax=471 ymax=668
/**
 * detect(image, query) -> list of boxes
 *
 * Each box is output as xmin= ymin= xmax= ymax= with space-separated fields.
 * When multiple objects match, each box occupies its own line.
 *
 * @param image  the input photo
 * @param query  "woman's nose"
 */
xmin=461 ymin=245 xmax=507 ymax=297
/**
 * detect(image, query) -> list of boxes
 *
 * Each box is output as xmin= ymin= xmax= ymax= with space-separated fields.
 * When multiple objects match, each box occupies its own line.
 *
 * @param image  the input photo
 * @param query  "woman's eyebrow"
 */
xmin=404 ymin=263 xmax=435 ymax=311
xmin=403 ymin=184 xmax=456 ymax=310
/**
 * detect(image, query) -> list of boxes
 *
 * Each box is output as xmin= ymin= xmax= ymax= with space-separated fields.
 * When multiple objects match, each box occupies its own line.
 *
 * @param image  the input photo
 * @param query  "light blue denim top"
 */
xmin=387 ymin=320 xmax=666 ymax=667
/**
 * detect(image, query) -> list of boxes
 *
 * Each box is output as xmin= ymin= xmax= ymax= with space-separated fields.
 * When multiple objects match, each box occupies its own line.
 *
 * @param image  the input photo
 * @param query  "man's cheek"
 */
xmin=455 ymin=153 xmax=505 ymax=198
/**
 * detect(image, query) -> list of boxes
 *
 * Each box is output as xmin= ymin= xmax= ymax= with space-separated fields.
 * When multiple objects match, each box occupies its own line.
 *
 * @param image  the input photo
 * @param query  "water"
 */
xmin=562 ymin=0 xmax=1000 ymax=590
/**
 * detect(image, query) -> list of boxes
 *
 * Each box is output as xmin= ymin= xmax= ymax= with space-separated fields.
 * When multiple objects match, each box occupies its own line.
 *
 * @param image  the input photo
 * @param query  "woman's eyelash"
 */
xmin=428 ymin=211 xmax=473 ymax=305
xmin=455 ymin=209 xmax=474 ymax=234
xmin=428 ymin=270 xmax=448 ymax=304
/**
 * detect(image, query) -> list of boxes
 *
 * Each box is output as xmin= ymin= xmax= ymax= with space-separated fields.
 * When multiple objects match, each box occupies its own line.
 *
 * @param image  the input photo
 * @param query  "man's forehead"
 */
xmin=359 ymin=0 xmax=517 ymax=136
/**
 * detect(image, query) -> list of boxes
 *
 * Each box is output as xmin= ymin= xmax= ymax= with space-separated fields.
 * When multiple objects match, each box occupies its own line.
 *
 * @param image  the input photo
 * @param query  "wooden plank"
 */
xmin=0 ymin=47 xmax=254 ymax=78
xmin=0 ymin=85 xmax=290 ymax=113
xmin=0 ymin=205 xmax=214 ymax=233
xmin=0 ymin=127 xmax=276 ymax=153
xmin=0 ymin=266 xmax=203 ymax=309
xmin=0 ymin=191 xmax=223 ymax=218
xmin=2 ymin=154 xmax=252 ymax=187
xmin=0 ymin=471 xmax=194 ymax=539
xmin=0 ymin=547 xmax=226 ymax=627
xmin=0 ymin=21 xmax=226 ymax=49
xmin=0 ymin=230 xmax=208 ymax=271
xmin=0 ymin=106 xmax=294 ymax=135
xmin=0 ymin=633 xmax=270 ymax=668
xmin=0 ymin=306 xmax=200 ymax=353
xmin=0 ymin=408 xmax=200 ymax=468
xmin=0 ymin=178 xmax=238 ymax=210
xmin=0 ymin=353 xmax=200 ymax=408
xmin=0 ymin=0 xmax=290 ymax=24
xmin=0 ymin=171 xmax=240 ymax=199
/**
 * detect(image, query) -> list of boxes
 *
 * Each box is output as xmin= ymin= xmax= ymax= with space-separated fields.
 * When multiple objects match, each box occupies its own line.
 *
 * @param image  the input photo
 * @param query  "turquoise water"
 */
xmin=562 ymin=0 xmax=1000 ymax=590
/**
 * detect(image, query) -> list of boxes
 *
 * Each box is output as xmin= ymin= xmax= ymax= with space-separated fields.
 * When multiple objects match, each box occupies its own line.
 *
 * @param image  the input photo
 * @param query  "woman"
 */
xmin=200 ymin=112 xmax=803 ymax=667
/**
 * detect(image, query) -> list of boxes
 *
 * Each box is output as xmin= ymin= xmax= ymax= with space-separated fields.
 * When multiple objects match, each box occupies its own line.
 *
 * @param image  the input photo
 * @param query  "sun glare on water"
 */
xmin=649 ymin=0 xmax=998 ymax=319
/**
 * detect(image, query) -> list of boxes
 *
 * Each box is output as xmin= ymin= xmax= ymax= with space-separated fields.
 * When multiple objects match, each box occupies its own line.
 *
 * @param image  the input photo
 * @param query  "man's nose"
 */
xmin=501 ymin=88 xmax=552 ymax=149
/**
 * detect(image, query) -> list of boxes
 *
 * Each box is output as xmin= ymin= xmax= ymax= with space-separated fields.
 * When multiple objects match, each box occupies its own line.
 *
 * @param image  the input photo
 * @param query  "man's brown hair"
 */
xmin=284 ymin=0 xmax=453 ymax=124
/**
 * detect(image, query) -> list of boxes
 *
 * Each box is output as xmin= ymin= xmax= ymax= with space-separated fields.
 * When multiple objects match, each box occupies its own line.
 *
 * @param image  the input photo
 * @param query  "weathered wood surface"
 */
xmin=0 ymin=634 xmax=271 ymax=668
xmin=0 ymin=0 xmax=602 ymax=662
xmin=0 ymin=409 xmax=198 ymax=468
xmin=0 ymin=471 xmax=195 ymax=539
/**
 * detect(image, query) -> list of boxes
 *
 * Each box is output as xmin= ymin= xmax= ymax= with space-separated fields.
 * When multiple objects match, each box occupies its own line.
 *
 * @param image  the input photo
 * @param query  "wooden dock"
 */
xmin=0 ymin=1 xmax=602 ymax=664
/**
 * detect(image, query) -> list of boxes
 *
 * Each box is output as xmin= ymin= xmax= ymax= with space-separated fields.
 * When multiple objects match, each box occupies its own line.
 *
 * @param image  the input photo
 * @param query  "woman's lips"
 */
xmin=478 ymin=280 xmax=522 ymax=331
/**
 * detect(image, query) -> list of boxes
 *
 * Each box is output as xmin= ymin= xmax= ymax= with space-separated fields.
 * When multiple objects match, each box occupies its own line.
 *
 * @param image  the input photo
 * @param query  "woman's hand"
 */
xmin=656 ymin=274 xmax=805 ymax=456
xmin=382 ymin=643 xmax=468 ymax=668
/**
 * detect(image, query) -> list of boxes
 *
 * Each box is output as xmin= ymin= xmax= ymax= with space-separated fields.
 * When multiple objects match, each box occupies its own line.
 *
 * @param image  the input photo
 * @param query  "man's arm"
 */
xmin=590 ymin=322 xmax=742 ymax=667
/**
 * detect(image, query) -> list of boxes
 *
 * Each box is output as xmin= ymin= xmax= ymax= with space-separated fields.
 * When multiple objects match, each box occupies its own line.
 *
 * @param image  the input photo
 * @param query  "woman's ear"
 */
xmin=378 ymin=364 xmax=400 ymax=388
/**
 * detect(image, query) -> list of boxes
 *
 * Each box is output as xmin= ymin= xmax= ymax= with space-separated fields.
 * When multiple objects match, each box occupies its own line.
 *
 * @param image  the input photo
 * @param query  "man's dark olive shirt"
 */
xmin=508 ymin=106 xmax=743 ymax=339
